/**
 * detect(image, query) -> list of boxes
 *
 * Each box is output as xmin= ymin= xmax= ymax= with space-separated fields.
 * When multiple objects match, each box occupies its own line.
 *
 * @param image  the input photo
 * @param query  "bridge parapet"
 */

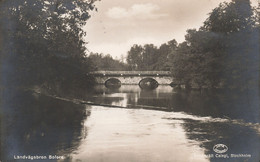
xmin=90 ymin=71 xmax=171 ymax=77
xmin=90 ymin=71 xmax=174 ymax=85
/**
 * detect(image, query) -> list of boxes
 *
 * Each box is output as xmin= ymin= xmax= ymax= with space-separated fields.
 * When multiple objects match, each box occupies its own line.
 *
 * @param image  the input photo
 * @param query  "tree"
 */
xmin=88 ymin=53 xmax=129 ymax=71
xmin=203 ymin=0 xmax=256 ymax=34
xmin=155 ymin=39 xmax=177 ymax=70
xmin=126 ymin=44 xmax=143 ymax=70
xmin=142 ymin=44 xmax=159 ymax=70
xmin=202 ymin=0 xmax=259 ymax=89
xmin=171 ymin=0 xmax=259 ymax=90
xmin=0 ymin=0 xmax=97 ymax=91
xmin=171 ymin=29 xmax=223 ymax=88
xmin=126 ymin=42 xmax=176 ymax=71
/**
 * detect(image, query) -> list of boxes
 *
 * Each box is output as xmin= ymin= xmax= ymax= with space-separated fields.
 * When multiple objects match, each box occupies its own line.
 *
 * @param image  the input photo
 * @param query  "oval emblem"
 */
xmin=213 ymin=144 xmax=228 ymax=154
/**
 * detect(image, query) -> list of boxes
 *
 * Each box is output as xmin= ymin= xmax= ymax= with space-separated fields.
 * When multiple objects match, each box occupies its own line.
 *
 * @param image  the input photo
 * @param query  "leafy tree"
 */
xmin=126 ymin=44 xmax=143 ymax=70
xmin=88 ymin=53 xmax=129 ymax=71
xmin=0 ymin=0 xmax=97 ymax=91
xmin=142 ymin=44 xmax=159 ymax=70
xmin=172 ymin=29 xmax=225 ymax=88
xmin=126 ymin=41 xmax=177 ymax=71
xmin=171 ymin=0 xmax=259 ymax=90
xmin=155 ymin=39 xmax=177 ymax=70
xmin=203 ymin=0 xmax=256 ymax=34
xmin=202 ymin=0 xmax=259 ymax=89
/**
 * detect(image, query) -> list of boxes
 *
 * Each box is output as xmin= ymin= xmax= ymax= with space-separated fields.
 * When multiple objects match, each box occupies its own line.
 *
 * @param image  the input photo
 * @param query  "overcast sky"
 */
xmin=84 ymin=0 xmax=258 ymax=59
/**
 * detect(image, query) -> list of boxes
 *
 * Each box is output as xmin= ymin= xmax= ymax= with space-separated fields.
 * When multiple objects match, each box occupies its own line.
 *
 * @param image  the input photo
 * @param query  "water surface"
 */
xmin=1 ymin=85 xmax=259 ymax=161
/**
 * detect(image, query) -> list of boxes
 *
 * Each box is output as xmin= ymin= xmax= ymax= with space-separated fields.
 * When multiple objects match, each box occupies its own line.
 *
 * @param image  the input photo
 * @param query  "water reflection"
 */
xmin=82 ymin=85 xmax=260 ymax=161
xmin=90 ymin=85 xmax=260 ymax=123
xmin=70 ymin=107 xmax=209 ymax=162
xmin=1 ymin=86 xmax=259 ymax=161
xmin=1 ymin=90 xmax=89 ymax=161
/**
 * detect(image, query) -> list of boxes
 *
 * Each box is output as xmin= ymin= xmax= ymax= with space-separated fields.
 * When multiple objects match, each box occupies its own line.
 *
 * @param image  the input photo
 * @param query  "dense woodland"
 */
xmin=171 ymin=0 xmax=259 ymax=89
xmin=0 ymin=0 xmax=97 ymax=93
xmin=0 ymin=0 xmax=259 ymax=91
xmin=126 ymin=0 xmax=259 ymax=90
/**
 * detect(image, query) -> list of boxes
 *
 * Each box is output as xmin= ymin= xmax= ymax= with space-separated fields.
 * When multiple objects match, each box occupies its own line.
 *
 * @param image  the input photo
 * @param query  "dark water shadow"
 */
xmin=178 ymin=118 xmax=260 ymax=161
xmin=90 ymin=86 xmax=260 ymax=123
xmin=1 ymin=89 xmax=90 ymax=161
xmin=134 ymin=88 xmax=260 ymax=123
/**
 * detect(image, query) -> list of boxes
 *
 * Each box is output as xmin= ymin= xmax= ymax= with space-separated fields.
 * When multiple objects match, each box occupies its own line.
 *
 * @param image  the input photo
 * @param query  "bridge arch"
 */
xmin=91 ymin=71 xmax=174 ymax=85
xmin=139 ymin=78 xmax=159 ymax=89
xmin=105 ymin=78 xmax=121 ymax=88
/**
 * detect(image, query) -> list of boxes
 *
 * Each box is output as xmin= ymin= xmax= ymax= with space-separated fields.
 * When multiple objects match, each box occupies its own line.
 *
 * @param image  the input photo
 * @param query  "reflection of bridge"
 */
xmin=90 ymin=71 xmax=173 ymax=85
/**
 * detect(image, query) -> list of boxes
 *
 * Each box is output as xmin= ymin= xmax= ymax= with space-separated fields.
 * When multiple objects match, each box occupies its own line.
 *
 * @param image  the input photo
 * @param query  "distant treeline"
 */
xmin=126 ymin=0 xmax=259 ymax=90
xmin=88 ymin=53 xmax=129 ymax=71
xmin=126 ymin=41 xmax=176 ymax=71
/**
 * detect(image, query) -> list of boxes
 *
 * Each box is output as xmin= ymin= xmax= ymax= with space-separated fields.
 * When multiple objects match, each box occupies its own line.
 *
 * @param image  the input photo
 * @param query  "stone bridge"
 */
xmin=90 ymin=71 xmax=173 ymax=85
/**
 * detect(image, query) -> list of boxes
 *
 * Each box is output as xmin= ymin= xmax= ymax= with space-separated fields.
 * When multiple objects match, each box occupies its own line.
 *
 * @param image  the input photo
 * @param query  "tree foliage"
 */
xmin=126 ymin=39 xmax=177 ymax=71
xmin=0 ymin=0 xmax=97 ymax=91
xmin=171 ymin=0 xmax=259 ymax=90
xmin=88 ymin=53 xmax=129 ymax=71
xmin=203 ymin=0 xmax=256 ymax=34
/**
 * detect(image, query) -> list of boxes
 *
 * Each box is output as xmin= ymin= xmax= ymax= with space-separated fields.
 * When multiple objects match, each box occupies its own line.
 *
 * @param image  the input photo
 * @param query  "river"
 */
xmin=1 ymin=85 xmax=260 ymax=161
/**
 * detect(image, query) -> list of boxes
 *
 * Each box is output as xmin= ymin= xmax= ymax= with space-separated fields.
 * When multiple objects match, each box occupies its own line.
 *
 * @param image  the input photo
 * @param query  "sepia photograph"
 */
xmin=0 ymin=0 xmax=259 ymax=161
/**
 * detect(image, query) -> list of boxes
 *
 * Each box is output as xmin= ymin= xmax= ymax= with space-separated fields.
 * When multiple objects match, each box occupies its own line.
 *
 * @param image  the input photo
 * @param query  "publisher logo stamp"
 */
xmin=200 ymin=144 xmax=252 ymax=159
xmin=213 ymin=144 xmax=228 ymax=154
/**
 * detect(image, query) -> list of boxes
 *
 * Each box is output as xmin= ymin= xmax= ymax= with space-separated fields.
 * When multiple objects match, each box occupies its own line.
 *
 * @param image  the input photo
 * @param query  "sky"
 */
xmin=84 ymin=0 xmax=258 ymax=59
